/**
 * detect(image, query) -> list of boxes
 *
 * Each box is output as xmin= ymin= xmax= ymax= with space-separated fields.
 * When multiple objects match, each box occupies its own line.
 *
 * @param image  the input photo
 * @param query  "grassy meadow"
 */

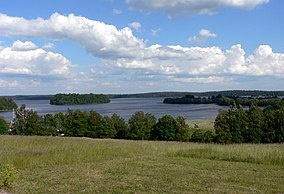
xmin=187 ymin=119 xmax=215 ymax=130
xmin=0 ymin=135 xmax=284 ymax=193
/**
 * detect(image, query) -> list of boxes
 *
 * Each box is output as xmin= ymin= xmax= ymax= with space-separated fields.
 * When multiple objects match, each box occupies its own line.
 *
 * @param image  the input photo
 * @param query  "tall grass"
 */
xmin=0 ymin=136 xmax=283 ymax=193
xmin=1 ymin=135 xmax=283 ymax=168
xmin=172 ymin=143 xmax=284 ymax=165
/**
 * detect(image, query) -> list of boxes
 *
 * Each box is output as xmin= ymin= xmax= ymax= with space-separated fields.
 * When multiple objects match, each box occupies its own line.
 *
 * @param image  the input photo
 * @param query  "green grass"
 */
xmin=0 ymin=136 xmax=283 ymax=193
xmin=187 ymin=119 xmax=215 ymax=130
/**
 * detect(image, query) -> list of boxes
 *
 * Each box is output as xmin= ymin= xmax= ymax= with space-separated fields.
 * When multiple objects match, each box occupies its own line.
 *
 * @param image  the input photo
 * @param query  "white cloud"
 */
xmin=188 ymin=29 xmax=217 ymax=43
xmin=128 ymin=22 xmax=142 ymax=32
xmin=245 ymin=45 xmax=284 ymax=76
xmin=125 ymin=0 xmax=269 ymax=15
xmin=42 ymin=42 xmax=55 ymax=50
xmin=0 ymin=13 xmax=145 ymax=59
xmin=0 ymin=13 xmax=283 ymax=86
xmin=0 ymin=80 xmax=20 ymax=88
xmin=103 ymin=44 xmax=284 ymax=79
xmin=113 ymin=9 xmax=123 ymax=15
xmin=0 ymin=40 xmax=70 ymax=77
xmin=151 ymin=28 xmax=160 ymax=37
xmin=11 ymin=40 xmax=38 ymax=51
xmin=168 ymin=76 xmax=227 ymax=84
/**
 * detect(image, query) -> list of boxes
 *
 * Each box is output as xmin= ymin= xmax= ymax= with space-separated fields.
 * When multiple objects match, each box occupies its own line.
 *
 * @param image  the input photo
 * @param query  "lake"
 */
xmin=0 ymin=98 xmax=227 ymax=122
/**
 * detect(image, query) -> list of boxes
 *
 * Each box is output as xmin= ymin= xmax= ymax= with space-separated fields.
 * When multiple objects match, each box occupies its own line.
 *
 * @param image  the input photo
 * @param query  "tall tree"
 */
xmin=64 ymin=109 xmax=88 ymax=137
xmin=263 ymin=106 xmax=277 ymax=143
xmin=86 ymin=110 xmax=103 ymax=138
xmin=175 ymin=116 xmax=190 ymax=141
xmin=128 ymin=111 xmax=156 ymax=140
xmin=14 ymin=104 xmax=33 ymax=135
xmin=98 ymin=116 xmax=116 ymax=138
xmin=151 ymin=115 xmax=177 ymax=141
xmin=245 ymin=105 xmax=264 ymax=143
xmin=273 ymin=105 xmax=284 ymax=143
xmin=25 ymin=111 xmax=43 ymax=136
xmin=111 ymin=113 xmax=129 ymax=139
xmin=214 ymin=109 xmax=233 ymax=144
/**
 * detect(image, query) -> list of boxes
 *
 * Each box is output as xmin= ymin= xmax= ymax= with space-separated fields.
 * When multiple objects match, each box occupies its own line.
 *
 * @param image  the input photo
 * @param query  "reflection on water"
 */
xmin=0 ymin=98 xmax=227 ymax=122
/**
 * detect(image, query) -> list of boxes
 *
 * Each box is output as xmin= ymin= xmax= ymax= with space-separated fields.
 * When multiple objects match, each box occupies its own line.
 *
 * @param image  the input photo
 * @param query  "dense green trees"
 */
xmin=111 ymin=90 xmax=284 ymax=99
xmin=151 ymin=115 xmax=176 ymax=141
xmin=112 ymin=114 xmax=129 ymax=139
xmin=50 ymin=93 xmax=110 ymax=105
xmin=164 ymin=95 xmax=283 ymax=107
xmin=5 ymin=101 xmax=284 ymax=144
xmin=214 ymin=105 xmax=247 ymax=143
xmin=128 ymin=111 xmax=156 ymax=140
xmin=0 ymin=98 xmax=18 ymax=111
xmin=0 ymin=117 xmax=7 ymax=135
xmin=215 ymin=103 xmax=284 ymax=143
xmin=175 ymin=116 xmax=191 ymax=141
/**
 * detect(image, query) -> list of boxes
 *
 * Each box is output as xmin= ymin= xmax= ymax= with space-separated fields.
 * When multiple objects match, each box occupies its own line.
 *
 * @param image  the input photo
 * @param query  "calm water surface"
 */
xmin=0 ymin=98 xmax=227 ymax=121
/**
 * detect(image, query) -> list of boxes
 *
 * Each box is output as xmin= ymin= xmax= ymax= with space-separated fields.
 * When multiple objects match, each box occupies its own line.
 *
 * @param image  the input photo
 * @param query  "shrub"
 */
xmin=0 ymin=164 xmax=18 ymax=192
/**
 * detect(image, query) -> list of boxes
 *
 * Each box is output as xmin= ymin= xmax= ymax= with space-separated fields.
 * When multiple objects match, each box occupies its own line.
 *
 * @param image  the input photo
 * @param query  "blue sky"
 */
xmin=0 ymin=0 xmax=283 ymax=95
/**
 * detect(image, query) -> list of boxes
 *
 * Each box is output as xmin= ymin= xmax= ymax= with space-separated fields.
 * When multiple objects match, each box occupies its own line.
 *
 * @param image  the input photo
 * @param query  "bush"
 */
xmin=0 ymin=164 xmax=18 ymax=192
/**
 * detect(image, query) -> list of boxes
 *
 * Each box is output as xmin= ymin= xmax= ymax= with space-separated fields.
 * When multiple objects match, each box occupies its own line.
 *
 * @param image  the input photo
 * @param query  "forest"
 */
xmin=2 ymin=101 xmax=283 ymax=144
xmin=110 ymin=90 xmax=284 ymax=98
xmin=164 ymin=94 xmax=284 ymax=107
xmin=50 ymin=93 xmax=110 ymax=105
xmin=0 ymin=97 xmax=18 ymax=111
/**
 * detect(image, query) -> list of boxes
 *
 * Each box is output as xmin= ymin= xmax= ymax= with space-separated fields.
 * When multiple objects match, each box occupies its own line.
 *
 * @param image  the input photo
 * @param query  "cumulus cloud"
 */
xmin=125 ymin=0 xmax=269 ymax=15
xmin=128 ymin=22 xmax=141 ymax=32
xmin=0 ymin=40 xmax=70 ymax=77
xmin=245 ymin=45 xmax=284 ymax=76
xmin=103 ymin=44 xmax=284 ymax=80
xmin=0 ymin=13 xmax=145 ymax=59
xmin=11 ymin=40 xmax=38 ymax=51
xmin=0 ymin=13 xmax=283 ymax=85
xmin=188 ymin=29 xmax=217 ymax=43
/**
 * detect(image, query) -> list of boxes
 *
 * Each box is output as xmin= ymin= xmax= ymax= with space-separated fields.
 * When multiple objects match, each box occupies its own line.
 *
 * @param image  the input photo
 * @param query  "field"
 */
xmin=0 ymin=136 xmax=284 ymax=193
xmin=187 ymin=119 xmax=215 ymax=130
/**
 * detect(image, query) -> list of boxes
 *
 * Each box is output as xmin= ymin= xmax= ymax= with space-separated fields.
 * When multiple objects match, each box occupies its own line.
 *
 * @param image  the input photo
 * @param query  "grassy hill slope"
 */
xmin=0 ymin=136 xmax=283 ymax=193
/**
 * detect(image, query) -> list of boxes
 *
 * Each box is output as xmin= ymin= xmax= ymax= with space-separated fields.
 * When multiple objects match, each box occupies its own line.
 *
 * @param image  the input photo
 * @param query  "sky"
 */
xmin=0 ymin=0 xmax=283 ymax=95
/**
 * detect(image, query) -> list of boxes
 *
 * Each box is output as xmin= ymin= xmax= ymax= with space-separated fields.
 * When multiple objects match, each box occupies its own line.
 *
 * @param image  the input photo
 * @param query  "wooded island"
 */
xmin=0 ymin=97 xmax=18 ymax=111
xmin=50 ymin=93 xmax=110 ymax=105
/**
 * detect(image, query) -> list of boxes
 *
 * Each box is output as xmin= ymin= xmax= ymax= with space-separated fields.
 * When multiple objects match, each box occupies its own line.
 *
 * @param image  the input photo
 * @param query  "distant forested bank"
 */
xmin=2 ymin=90 xmax=284 ymax=100
xmin=1 ymin=101 xmax=283 ymax=144
xmin=50 ymin=93 xmax=110 ymax=105
xmin=164 ymin=95 xmax=284 ymax=107
xmin=110 ymin=90 xmax=284 ymax=98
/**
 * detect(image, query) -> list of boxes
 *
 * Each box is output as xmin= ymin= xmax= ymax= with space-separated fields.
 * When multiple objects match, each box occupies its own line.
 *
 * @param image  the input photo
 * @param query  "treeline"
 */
xmin=2 ymin=102 xmax=284 ymax=144
xmin=111 ymin=90 xmax=284 ymax=98
xmin=50 ymin=93 xmax=110 ymax=105
xmin=214 ymin=103 xmax=284 ymax=143
xmin=164 ymin=95 xmax=283 ymax=107
xmin=195 ymin=90 xmax=284 ymax=97
xmin=11 ymin=95 xmax=52 ymax=100
xmin=0 ymin=98 xmax=18 ymax=111
xmin=3 ymin=105 xmax=192 ymax=141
